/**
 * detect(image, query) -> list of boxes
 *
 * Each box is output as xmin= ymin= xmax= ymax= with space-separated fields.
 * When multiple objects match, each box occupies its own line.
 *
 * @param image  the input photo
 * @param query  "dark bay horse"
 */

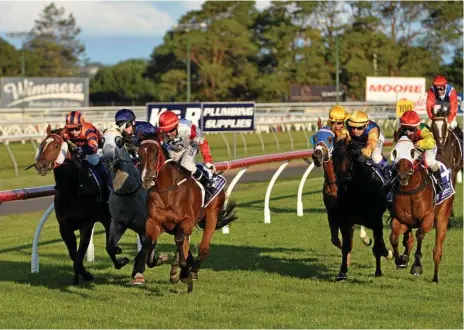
xmin=390 ymin=136 xmax=453 ymax=282
xmin=135 ymin=140 xmax=237 ymax=292
xmin=332 ymin=137 xmax=392 ymax=281
xmin=311 ymin=120 xmax=372 ymax=252
xmin=34 ymin=125 xmax=129 ymax=285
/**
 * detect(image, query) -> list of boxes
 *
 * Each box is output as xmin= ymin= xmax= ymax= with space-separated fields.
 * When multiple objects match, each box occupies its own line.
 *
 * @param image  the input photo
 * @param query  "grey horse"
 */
xmin=101 ymin=127 xmax=162 ymax=282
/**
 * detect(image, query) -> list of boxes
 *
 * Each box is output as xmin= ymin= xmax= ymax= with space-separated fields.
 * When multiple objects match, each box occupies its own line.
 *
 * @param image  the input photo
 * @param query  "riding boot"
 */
xmin=95 ymin=160 xmax=113 ymax=197
xmin=378 ymin=158 xmax=393 ymax=187
xmin=192 ymin=169 xmax=216 ymax=196
xmin=431 ymin=169 xmax=445 ymax=193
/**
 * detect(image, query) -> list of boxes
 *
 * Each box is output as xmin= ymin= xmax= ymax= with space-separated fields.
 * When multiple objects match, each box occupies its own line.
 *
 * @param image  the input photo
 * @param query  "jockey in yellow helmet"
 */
xmin=326 ymin=105 xmax=351 ymax=140
xmin=346 ymin=110 xmax=393 ymax=185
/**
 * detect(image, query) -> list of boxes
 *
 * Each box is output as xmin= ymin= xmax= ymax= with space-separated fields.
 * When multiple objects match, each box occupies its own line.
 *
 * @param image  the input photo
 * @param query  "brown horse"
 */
xmin=33 ymin=125 xmax=129 ymax=285
xmin=431 ymin=105 xmax=463 ymax=186
xmin=135 ymin=139 xmax=237 ymax=292
xmin=389 ymin=136 xmax=453 ymax=282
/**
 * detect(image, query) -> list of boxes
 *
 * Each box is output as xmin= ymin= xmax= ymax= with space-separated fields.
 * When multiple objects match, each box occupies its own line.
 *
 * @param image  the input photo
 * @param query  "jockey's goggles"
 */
xmin=69 ymin=126 xmax=82 ymax=132
xmin=165 ymin=127 xmax=177 ymax=134
xmin=353 ymin=125 xmax=365 ymax=131
xmin=403 ymin=126 xmax=417 ymax=133
xmin=334 ymin=121 xmax=344 ymax=125
xmin=436 ymin=86 xmax=446 ymax=91
xmin=117 ymin=120 xmax=134 ymax=128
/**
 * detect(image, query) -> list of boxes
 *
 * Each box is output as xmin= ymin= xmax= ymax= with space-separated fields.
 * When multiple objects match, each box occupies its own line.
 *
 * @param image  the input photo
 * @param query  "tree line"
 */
xmin=0 ymin=1 xmax=462 ymax=105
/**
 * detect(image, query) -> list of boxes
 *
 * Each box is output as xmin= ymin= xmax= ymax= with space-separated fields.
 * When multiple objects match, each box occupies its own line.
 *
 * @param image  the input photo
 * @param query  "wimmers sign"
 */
xmin=365 ymin=76 xmax=427 ymax=112
xmin=0 ymin=77 xmax=89 ymax=109
xmin=147 ymin=102 xmax=255 ymax=132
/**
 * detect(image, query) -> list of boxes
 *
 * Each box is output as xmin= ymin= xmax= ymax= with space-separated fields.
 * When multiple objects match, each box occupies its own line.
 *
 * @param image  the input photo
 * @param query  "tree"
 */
xmin=25 ymin=2 xmax=85 ymax=76
xmin=90 ymin=59 xmax=157 ymax=105
xmin=0 ymin=38 xmax=21 ymax=76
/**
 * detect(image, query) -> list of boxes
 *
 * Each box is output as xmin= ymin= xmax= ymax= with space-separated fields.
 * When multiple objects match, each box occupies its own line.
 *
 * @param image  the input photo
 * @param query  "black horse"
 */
xmin=332 ymin=138 xmax=392 ymax=280
xmin=34 ymin=127 xmax=129 ymax=285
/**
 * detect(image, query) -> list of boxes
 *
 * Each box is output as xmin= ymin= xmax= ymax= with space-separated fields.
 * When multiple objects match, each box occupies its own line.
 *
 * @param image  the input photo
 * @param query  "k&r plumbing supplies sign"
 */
xmin=0 ymin=77 xmax=89 ymax=108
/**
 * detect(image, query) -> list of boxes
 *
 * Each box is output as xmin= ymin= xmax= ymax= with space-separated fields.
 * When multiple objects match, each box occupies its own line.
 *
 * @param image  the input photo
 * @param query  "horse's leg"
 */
xmin=194 ymin=210 xmax=219 ymax=275
xmin=104 ymin=220 xmax=129 ymax=269
xmin=170 ymin=250 xmax=180 ymax=284
xmin=432 ymin=202 xmax=452 ymax=283
xmin=359 ymin=225 xmax=372 ymax=247
xmin=372 ymin=225 xmax=392 ymax=277
xmin=390 ymin=219 xmax=409 ymax=268
xmin=132 ymin=217 xmax=162 ymax=285
xmin=76 ymin=222 xmax=95 ymax=282
xmin=59 ymin=223 xmax=79 ymax=285
xmin=400 ymin=228 xmax=414 ymax=266
xmin=410 ymin=214 xmax=434 ymax=276
xmin=337 ymin=223 xmax=353 ymax=281
xmin=327 ymin=208 xmax=342 ymax=249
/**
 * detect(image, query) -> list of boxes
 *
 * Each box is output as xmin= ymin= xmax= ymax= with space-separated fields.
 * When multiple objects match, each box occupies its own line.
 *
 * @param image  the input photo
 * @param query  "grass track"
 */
xmin=0 ymin=177 xmax=462 ymax=328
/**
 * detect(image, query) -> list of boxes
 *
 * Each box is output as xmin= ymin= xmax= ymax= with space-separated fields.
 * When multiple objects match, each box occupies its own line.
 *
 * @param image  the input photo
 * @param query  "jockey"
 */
xmin=157 ymin=110 xmax=216 ymax=196
xmin=326 ymin=105 xmax=351 ymax=140
xmin=396 ymin=110 xmax=445 ymax=192
xmin=426 ymin=75 xmax=463 ymax=140
xmin=63 ymin=111 xmax=112 ymax=191
xmin=114 ymin=108 xmax=158 ymax=159
xmin=346 ymin=110 xmax=393 ymax=185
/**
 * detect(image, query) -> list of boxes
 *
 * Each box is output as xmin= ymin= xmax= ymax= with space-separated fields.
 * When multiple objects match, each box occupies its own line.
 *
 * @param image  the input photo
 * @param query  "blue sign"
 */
xmin=146 ymin=102 xmax=256 ymax=132
xmin=458 ymin=92 xmax=463 ymax=114
xmin=201 ymin=102 xmax=255 ymax=132
xmin=147 ymin=103 xmax=202 ymax=128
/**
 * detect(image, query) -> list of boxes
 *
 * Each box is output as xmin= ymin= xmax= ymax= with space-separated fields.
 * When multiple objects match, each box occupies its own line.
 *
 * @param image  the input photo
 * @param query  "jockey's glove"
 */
xmin=205 ymin=162 xmax=216 ymax=173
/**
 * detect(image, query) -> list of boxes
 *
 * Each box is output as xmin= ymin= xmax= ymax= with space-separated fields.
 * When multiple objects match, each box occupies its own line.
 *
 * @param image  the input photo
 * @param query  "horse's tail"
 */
xmin=197 ymin=198 xmax=238 ymax=230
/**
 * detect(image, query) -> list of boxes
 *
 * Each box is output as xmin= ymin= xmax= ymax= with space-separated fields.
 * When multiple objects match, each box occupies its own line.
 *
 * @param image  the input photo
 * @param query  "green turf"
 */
xmin=0 ymin=177 xmax=462 ymax=328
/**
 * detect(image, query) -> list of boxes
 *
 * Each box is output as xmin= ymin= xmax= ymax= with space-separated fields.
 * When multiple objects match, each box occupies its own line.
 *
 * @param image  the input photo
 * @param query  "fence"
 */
xmin=0 ymin=140 xmax=395 ymax=274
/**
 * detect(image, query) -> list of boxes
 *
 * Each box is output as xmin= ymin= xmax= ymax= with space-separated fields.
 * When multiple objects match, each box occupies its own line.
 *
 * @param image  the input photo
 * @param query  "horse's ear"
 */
xmin=317 ymin=118 xmax=322 ymax=130
xmin=46 ymin=124 xmax=51 ymax=135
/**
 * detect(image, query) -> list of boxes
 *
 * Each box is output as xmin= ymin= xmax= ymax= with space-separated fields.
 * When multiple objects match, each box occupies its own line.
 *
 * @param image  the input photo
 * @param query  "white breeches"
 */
xmin=167 ymin=145 xmax=198 ymax=173
xmin=372 ymin=132 xmax=385 ymax=164
xmin=424 ymin=146 xmax=439 ymax=172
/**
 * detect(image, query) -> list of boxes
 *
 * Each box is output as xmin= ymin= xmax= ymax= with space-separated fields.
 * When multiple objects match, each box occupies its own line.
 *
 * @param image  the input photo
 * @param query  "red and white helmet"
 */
xmin=433 ymin=75 xmax=447 ymax=87
xmin=158 ymin=110 xmax=180 ymax=132
xmin=399 ymin=110 xmax=421 ymax=127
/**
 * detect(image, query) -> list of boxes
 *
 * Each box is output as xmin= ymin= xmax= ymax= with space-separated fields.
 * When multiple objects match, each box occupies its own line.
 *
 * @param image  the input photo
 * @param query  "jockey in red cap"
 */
xmin=157 ymin=110 xmax=216 ymax=195
xmin=426 ymin=75 xmax=462 ymax=140
xmin=395 ymin=110 xmax=444 ymax=192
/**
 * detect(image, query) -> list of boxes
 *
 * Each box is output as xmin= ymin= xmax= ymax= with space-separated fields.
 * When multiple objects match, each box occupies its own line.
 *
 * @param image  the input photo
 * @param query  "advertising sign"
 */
xmin=290 ymin=84 xmax=346 ymax=102
xmin=146 ymin=102 xmax=256 ymax=132
xmin=201 ymin=102 xmax=255 ymax=132
xmin=0 ymin=77 xmax=89 ymax=108
xmin=147 ymin=103 xmax=202 ymax=128
xmin=458 ymin=92 xmax=463 ymax=114
xmin=365 ymin=76 xmax=426 ymax=111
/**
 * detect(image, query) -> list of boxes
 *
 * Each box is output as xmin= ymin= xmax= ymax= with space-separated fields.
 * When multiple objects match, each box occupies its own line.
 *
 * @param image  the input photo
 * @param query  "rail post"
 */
xmin=222 ymin=167 xmax=248 ymax=234
xmin=264 ymin=161 xmax=289 ymax=224
xmin=31 ymin=202 xmax=55 ymax=273
xmin=297 ymin=161 xmax=315 ymax=216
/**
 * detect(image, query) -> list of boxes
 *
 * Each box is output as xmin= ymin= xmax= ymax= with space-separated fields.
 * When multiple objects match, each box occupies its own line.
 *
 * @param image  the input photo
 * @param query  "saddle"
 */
xmin=194 ymin=164 xmax=226 ymax=208
xmin=76 ymin=160 xmax=108 ymax=203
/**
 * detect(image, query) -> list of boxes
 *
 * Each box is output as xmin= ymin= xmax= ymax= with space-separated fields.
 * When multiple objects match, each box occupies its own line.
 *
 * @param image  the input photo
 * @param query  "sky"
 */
xmin=0 ymin=0 xmax=272 ymax=65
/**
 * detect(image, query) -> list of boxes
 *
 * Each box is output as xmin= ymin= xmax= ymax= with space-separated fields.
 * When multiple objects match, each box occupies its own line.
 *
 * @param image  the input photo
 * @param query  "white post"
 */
xmin=457 ymin=170 xmax=462 ymax=184
xmin=297 ymin=162 xmax=315 ymax=216
xmin=4 ymin=142 xmax=19 ymax=176
xmin=222 ymin=167 xmax=248 ymax=234
xmin=239 ymin=133 xmax=247 ymax=154
xmin=31 ymin=202 xmax=55 ymax=274
xmin=271 ymin=131 xmax=280 ymax=151
xmin=264 ymin=161 xmax=289 ymax=224
xmin=220 ymin=133 xmax=231 ymax=157
xmin=257 ymin=133 xmax=265 ymax=152
xmin=86 ymin=224 xmax=95 ymax=262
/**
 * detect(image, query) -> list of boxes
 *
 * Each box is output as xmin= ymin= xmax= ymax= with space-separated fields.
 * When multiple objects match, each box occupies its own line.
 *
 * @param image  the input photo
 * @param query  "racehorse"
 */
xmin=332 ymin=137 xmax=392 ymax=280
xmin=389 ymin=136 xmax=454 ymax=282
xmin=100 ymin=128 xmax=163 ymax=282
xmin=311 ymin=121 xmax=372 ymax=254
xmin=431 ymin=103 xmax=463 ymax=179
xmin=135 ymin=139 xmax=237 ymax=292
xmin=33 ymin=125 xmax=129 ymax=285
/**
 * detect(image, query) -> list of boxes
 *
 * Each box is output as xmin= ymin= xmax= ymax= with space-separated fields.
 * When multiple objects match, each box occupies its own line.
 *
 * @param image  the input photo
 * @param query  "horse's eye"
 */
xmin=391 ymin=149 xmax=397 ymax=160
xmin=115 ymin=136 xmax=123 ymax=148
xmin=55 ymin=144 xmax=59 ymax=149
xmin=410 ymin=149 xmax=416 ymax=159
xmin=328 ymin=136 xmax=333 ymax=143
xmin=100 ymin=137 xmax=105 ymax=145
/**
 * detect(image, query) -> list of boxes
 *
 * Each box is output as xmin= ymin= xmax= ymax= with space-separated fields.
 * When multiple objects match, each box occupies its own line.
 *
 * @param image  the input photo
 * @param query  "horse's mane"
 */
xmin=160 ymin=144 xmax=192 ymax=177
xmin=50 ymin=128 xmax=63 ymax=135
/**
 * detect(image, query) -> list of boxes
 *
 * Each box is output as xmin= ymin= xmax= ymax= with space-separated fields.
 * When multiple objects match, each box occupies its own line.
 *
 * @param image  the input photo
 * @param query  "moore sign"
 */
xmin=365 ymin=76 xmax=426 ymax=111
xmin=0 ymin=77 xmax=89 ymax=109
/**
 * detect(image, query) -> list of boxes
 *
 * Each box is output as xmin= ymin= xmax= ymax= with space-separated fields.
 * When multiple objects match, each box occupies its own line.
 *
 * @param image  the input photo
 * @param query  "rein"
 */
xmin=395 ymin=168 xmax=431 ymax=196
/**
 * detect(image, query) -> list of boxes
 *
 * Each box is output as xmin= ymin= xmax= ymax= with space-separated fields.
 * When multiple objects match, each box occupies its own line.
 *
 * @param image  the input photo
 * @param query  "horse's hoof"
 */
xmin=156 ymin=253 xmax=169 ymax=266
xmin=362 ymin=237 xmax=372 ymax=247
xmin=170 ymin=274 xmax=180 ymax=284
xmin=116 ymin=257 xmax=129 ymax=269
xmin=385 ymin=250 xmax=393 ymax=260
xmin=191 ymin=272 xmax=198 ymax=281
xmin=432 ymin=276 xmax=439 ymax=283
xmin=115 ymin=246 xmax=123 ymax=254
xmin=82 ymin=271 xmax=94 ymax=281
xmin=410 ymin=265 xmax=423 ymax=276
xmin=131 ymin=273 xmax=145 ymax=285
xmin=396 ymin=263 xmax=407 ymax=269
xmin=336 ymin=272 xmax=347 ymax=281
xmin=331 ymin=239 xmax=342 ymax=249
xmin=187 ymin=281 xmax=193 ymax=294
xmin=375 ymin=271 xmax=383 ymax=277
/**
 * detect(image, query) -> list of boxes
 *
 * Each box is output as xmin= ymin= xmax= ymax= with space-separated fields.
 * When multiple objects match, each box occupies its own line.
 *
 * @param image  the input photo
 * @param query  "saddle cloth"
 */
xmin=194 ymin=164 xmax=226 ymax=208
